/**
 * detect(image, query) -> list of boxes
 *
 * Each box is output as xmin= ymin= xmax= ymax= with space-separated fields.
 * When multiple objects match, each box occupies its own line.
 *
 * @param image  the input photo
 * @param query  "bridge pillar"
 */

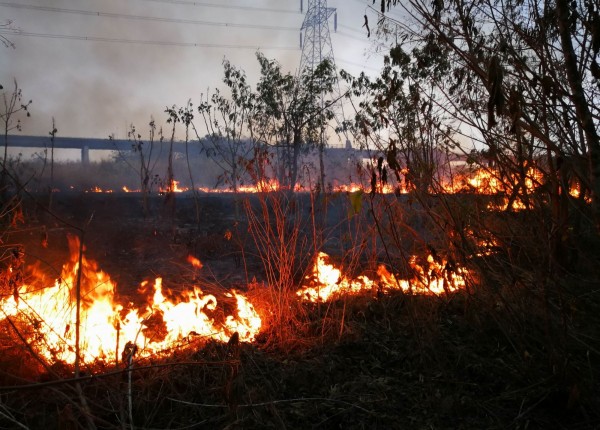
xmin=81 ymin=145 xmax=90 ymax=165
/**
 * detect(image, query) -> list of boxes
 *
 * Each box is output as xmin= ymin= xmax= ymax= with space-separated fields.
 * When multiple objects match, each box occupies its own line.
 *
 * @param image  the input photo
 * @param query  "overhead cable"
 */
xmin=0 ymin=2 xmax=299 ymax=32
xmin=0 ymin=29 xmax=298 ymax=50
xmin=140 ymin=0 xmax=300 ymax=15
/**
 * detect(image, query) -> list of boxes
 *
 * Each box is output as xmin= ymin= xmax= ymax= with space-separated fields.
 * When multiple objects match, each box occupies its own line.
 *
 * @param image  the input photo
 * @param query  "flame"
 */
xmin=186 ymin=255 xmax=203 ymax=269
xmin=296 ymin=252 xmax=468 ymax=302
xmin=332 ymin=182 xmax=401 ymax=194
xmin=160 ymin=179 xmax=188 ymax=193
xmin=54 ymin=163 xmax=580 ymax=204
xmin=171 ymin=180 xmax=188 ymax=193
xmin=0 ymin=236 xmax=261 ymax=366
xmin=85 ymin=186 xmax=113 ymax=193
xmin=1 ymin=233 xmax=472 ymax=369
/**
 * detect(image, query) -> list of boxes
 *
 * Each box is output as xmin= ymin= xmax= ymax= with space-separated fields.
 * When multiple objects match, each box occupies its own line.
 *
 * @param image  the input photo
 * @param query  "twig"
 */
xmin=71 ymin=213 xmax=97 ymax=430
xmin=0 ymin=402 xmax=29 ymax=430
xmin=126 ymin=346 xmax=135 ymax=430
xmin=0 ymin=360 xmax=240 ymax=392
xmin=167 ymin=396 xmax=374 ymax=415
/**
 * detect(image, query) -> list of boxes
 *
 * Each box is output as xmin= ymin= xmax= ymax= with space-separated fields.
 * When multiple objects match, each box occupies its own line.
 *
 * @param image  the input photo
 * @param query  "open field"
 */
xmin=1 ymin=190 xmax=599 ymax=429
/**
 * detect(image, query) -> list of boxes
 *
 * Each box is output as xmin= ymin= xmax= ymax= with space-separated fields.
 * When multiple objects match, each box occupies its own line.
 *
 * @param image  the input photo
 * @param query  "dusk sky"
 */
xmin=1 ymin=0 xmax=392 ymax=140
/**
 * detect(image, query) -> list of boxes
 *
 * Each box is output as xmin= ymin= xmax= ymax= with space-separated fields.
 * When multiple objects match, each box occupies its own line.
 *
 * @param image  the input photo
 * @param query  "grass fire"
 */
xmin=2 ymin=4 xmax=600 ymax=423
xmin=1 ymin=166 xmax=597 ymax=428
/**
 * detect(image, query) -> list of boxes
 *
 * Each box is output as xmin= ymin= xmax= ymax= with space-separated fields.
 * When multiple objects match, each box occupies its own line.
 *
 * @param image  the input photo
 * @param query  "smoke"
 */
xmin=1 ymin=0 xmax=375 ymax=140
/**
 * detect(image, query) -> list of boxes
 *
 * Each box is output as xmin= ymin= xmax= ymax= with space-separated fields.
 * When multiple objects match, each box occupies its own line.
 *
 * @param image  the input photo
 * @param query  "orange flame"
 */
xmin=85 ymin=186 xmax=113 ymax=193
xmin=186 ymin=255 xmax=203 ymax=269
xmin=0 ymin=236 xmax=261 ymax=366
xmin=296 ymin=252 xmax=468 ymax=302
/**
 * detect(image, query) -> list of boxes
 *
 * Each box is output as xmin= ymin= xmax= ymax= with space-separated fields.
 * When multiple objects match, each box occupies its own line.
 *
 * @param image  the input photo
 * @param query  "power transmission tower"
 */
xmin=299 ymin=0 xmax=351 ymax=151
xmin=299 ymin=0 xmax=336 ymax=75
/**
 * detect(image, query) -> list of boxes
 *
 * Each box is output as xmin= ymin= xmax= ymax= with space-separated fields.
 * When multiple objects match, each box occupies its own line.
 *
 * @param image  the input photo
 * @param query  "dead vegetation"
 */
xmin=1 ymin=285 xmax=599 ymax=429
xmin=0 ymin=188 xmax=598 ymax=429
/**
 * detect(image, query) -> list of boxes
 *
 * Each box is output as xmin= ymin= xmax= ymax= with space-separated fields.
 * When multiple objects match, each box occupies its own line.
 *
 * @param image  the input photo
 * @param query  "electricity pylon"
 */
xmin=299 ymin=0 xmax=336 ymax=76
xmin=299 ymin=0 xmax=350 ymax=151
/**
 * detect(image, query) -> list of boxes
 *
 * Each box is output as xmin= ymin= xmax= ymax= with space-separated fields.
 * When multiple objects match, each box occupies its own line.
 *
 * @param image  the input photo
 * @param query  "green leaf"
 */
xmin=349 ymin=190 xmax=364 ymax=216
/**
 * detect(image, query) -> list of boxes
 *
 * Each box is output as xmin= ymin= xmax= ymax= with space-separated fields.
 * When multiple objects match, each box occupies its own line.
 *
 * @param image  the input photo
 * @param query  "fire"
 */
xmin=1 ymin=231 xmax=473 ymax=370
xmin=296 ymin=251 xmax=468 ymax=302
xmin=171 ymin=180 xmax=188 ymax=193
xmin=0 ymin=236 xmax=261 ymax=366
xmin=159 ymin=179 xmax=188 ymax=194
xmin=332 ymin=182 xmax=400 ymax=194
xmin=186 ymin=255 xmax=203 ymax=269
xmin=86 ymin=186 xmax=113 ymax=193
xmin=224 ymin=291 xmax=262 ymax=341
xmin=442 ymin=166 xmax=543 ymax=196
xmin=486 ymin=197 xmax=528 ymax=211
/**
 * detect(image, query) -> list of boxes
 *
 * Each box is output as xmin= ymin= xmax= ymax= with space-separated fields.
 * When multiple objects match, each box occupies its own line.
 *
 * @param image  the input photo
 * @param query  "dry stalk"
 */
xmin=72 ymin=215 xmax=97 ymax=430
xmin=0 ymin=401 xmax=29 ymax=430
xmin=125 ymin=342 xmax=137 ymax=430
xmin=243 ymin=193 xmax=307 ymax=341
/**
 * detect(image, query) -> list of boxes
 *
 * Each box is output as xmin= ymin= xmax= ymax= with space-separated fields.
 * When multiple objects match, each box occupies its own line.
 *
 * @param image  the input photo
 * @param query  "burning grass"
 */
xmin=1 ymin=233 xmax=471 ymax=372
xmin=0 ymin=189 xmax=599 ymax=429
xmin=1 ymin=282 xmax=599 ymax=429
xmin=0 ymin=235 xmax=262 ymax=370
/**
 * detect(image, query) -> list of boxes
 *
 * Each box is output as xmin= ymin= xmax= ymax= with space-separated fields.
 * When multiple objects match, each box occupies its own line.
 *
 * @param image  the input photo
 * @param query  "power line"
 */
xmin=335 ymin=30 xmax=370 ymax=44
xmin=140 ymin=0 xmax=300 ymax=15
xmin=0 ymin=2 xmax=299 ymax=32
xmin=338 ymin=23 xmax=364 ymax=35
xmin=336 ymin=57 xmax=381 ymax=73
xmin=0 ymin=29 xmax=298 ymax=50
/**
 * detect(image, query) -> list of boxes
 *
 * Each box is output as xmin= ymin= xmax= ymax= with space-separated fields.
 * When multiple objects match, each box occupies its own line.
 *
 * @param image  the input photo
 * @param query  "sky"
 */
xmin=1 ymin=0 xmax=390 ymax=141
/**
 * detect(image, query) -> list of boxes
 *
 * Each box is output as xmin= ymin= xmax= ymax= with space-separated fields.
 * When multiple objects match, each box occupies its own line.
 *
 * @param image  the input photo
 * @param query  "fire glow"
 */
xmin=0 ymin=238 xmax=470 ymax=368
xmin=296 ymin=252 xmax=468 ymax=303
xmin=0 ymin=236 xmax=261 ymax=366
xmin=75 ymin=164 xmax=587 ymax=209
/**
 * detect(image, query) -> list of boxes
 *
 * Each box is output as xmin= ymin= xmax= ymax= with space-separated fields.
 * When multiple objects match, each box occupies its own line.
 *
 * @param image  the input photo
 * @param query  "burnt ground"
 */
xmin=1 ymin=191 xmax=600 ymax=429
xmin=16 ymin=192 xmax=263 ymax=298
xmin=15 ymin=191 xmax=404 ymax=297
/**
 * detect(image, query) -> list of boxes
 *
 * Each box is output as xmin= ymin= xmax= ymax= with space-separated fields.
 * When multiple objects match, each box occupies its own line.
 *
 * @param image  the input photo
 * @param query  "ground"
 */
xmin=1 ymin=190 xmax=599 ymax=429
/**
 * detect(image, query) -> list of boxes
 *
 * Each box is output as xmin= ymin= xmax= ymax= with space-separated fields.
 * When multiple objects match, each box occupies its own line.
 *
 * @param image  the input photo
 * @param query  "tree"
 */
xmin=1 ymin=80 xmax=31 ymax=195
xmin=126 ymin=119 xmax=161 ymax=217
xmin=181 ymin=52 xmax=338 ymax=193
xmin=343 ymin=0 xmax=600 ymax=275
xmin=370 ymin=0 xmax=600 ymax=221
xmin=0 ymin=19 xmax=16 ymax=49
xmin=341 ymin=41 xmax=453 ymax=195
xmin=252 ymin=52 xmax=337 ymax=191
xmin=195 ymin=60 xmax=256 ymax=193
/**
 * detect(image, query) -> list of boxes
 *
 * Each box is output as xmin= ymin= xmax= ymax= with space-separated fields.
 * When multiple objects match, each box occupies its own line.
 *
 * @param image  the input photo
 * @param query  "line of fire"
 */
xmin=1 ymin=130 xmax=589 ymax=365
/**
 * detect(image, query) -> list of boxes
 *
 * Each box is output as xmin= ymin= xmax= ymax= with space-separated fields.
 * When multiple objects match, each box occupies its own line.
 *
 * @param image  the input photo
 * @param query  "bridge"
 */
xmin=4 ymin=135 xmax=372 ymax=165
xmin=4 ymin=135 xmax=192 ymax=164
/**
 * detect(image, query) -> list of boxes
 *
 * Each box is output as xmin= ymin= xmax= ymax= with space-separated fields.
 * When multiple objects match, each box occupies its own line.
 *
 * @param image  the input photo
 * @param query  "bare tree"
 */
xmin=1 ymin=80 xmax=31 ymax=198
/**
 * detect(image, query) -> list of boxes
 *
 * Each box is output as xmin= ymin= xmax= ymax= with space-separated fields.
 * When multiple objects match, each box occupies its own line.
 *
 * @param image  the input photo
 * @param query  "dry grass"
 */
xmin=1 ymin=281 xmax=599 ymax=429
xmin=0 ymin=188 xmax=599 ymax=429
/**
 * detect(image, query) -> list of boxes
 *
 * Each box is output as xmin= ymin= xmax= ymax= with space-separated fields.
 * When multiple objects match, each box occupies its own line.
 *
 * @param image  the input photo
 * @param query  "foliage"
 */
xmin=369 ymin=0 xmax=599 ymax=220
xmin=1 ymin=80 xmax=31 ymax=185
xmin=0 ymin=19 xmax=16 ymax=49
xmin=195 ymin=59 xmax=256 ymax=193
xmin=177 ymin=52 xmax=339 ymax=193
xmin=253 ymin=52 xmax=337 ymax=191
